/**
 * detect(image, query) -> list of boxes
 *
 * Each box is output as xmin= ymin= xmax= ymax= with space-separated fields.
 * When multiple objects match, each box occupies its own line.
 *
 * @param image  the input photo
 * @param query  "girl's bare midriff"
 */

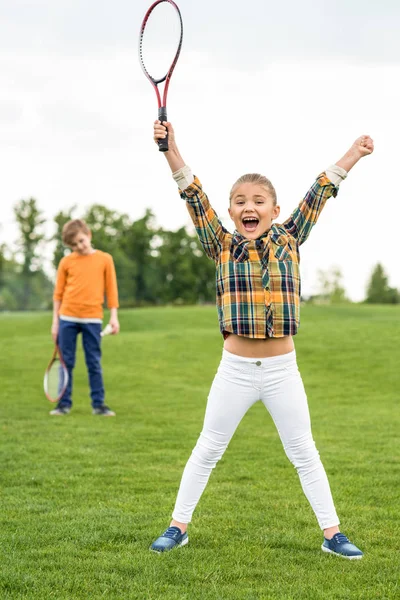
xmin=224 ymin=333 xmax=294 ymax=358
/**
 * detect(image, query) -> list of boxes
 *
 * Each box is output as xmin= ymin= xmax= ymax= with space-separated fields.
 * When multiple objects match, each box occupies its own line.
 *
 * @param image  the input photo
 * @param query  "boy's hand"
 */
xmin=109 ymin=316 xmax=120 ymax=335
xmin=351 ymin=135 xmax=374 ymax=158
xmin=51 ymin=321 xmax=59 ymax=343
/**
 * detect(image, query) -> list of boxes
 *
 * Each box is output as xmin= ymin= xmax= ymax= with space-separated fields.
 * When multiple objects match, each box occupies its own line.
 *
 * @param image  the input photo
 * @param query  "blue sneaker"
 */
xmin=150 ymin=526 xmax=188 ymax=553
xmin=322 ymin=533 xmax=363 ymax=560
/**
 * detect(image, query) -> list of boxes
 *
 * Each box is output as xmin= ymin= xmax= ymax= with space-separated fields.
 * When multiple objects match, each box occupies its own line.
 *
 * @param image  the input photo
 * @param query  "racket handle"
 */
xmin=158 ymin=107 xmax=168 ymax=152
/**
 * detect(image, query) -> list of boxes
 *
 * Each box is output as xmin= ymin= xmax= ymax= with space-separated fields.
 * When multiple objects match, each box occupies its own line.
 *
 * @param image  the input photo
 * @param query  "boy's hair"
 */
xmin=229 ymin=173 xmax=277 ymax=206
xmin=62 ymin=219 xmax=91 ymax=246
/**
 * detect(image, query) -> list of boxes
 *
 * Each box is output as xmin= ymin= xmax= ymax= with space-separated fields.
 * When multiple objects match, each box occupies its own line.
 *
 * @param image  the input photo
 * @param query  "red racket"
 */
xmin=139 ymin=0 xmax=183 ymax=152
xmin=43 ymin=344 xmax=69 ymax=403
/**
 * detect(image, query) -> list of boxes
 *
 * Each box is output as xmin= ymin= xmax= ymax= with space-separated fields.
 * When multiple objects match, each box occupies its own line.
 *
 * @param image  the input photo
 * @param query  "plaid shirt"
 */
xmin=181 ymin=174 xmax=338 ymax=338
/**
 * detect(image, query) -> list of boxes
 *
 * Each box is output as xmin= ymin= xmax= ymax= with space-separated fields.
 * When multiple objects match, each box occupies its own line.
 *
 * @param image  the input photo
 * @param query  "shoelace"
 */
xmin=162 ymin=527 xmax=181 ymax=539
xmin=332 ymin=533 xmax=350 ymax=544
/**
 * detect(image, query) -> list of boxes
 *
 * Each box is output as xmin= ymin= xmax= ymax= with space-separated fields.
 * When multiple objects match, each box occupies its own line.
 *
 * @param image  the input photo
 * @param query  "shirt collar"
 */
xmin=232 ymin=230 xmax=270 ymax=248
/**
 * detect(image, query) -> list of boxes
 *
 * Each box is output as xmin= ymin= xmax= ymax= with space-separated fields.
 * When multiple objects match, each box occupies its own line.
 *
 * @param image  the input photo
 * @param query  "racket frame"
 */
xmin=138 ymin=0 xmax=183 ymax=151
xmin=43 ymin=344 xmax=69 ymax=403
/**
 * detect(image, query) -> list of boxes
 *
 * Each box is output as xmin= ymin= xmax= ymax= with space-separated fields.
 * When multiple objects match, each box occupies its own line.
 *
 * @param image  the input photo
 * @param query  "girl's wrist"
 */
xmin=166 ymin=146 xmax=180 ymax=159
xmin=336 ymin=149 xmax=362 ymax=172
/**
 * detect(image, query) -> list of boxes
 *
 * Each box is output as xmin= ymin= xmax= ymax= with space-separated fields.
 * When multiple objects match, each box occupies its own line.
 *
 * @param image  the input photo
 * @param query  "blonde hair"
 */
xmin=62 ymin=219 xmax=91 ymax=246
xmin=229 ymin=173 xmax=277 ymax=205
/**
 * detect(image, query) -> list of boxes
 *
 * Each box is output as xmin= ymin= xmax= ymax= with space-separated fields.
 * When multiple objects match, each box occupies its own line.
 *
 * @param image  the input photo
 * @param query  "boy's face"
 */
xmin=69 ymin=231 xmax=93 ymax=255
xmin=229 ymin=183 xmax=280 ymax=240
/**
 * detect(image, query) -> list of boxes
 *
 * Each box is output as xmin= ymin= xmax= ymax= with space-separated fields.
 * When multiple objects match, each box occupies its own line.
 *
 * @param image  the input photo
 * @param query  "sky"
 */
xmin=1 ymin=0 xmax=399 ymax=301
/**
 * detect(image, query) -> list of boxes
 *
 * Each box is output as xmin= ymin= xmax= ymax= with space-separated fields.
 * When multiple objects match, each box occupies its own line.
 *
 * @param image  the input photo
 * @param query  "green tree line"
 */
xmin=0 ymin=199 xmax=215 ymax=311
xmin=0 ymin=199 xmax=399 ymax=310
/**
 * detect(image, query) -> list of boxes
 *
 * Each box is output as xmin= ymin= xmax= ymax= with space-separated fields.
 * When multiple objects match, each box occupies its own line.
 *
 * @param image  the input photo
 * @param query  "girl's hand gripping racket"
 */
xmin=139 ymin=0 xmax=183 ymax=152
xmin=43 ymin=344 xmax=69 ymax=403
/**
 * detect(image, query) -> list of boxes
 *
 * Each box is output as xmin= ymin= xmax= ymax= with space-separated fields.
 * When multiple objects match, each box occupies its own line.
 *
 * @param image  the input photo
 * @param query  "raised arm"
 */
xmin=153 ymin=120 xmax=228 ymax=262
xmin=335 ymin=135 xmax=374 ymax=172
xmin=283 ymin=135 xmax=374 ymax=246
xmin=154 ymin=120 xmax=185 ymax=173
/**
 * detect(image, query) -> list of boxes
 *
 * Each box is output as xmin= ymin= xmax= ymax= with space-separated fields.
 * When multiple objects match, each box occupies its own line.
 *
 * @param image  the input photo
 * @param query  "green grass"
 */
xmin=1 ymin=304 xmax=399 ymax=599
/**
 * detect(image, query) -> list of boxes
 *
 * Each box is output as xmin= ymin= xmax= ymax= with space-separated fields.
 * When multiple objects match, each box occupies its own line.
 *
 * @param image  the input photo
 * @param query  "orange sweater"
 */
xmin=53 ymin=250 xmax=119 ymax=319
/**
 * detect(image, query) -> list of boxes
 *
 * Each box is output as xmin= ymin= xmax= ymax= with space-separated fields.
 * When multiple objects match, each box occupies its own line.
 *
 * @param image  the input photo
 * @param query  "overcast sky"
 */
xmin=1 ymin=0 xmax=399 ymax=300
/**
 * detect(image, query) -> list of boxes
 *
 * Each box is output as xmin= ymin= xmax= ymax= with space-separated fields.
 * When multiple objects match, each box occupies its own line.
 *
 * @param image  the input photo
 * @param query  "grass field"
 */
xmin=1 ymin=304 xmax=399 ymax=600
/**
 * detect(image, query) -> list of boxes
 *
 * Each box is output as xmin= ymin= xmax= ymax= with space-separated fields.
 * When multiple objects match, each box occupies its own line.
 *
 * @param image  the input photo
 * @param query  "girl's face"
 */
xmin=228 ymin=182 xmax=280 ymax=239
xmin=69 ymin=231 xmax=93 ymax=255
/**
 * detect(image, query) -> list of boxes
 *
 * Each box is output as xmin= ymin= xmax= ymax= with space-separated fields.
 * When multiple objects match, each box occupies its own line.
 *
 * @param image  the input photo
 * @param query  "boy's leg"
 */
xmin=81 ymin=323 xmax=104 ymax=409
xmin=261 ymin=352 xmax=339 ymax=530
xmin=57 ymin=319 xmax=79 ymax=409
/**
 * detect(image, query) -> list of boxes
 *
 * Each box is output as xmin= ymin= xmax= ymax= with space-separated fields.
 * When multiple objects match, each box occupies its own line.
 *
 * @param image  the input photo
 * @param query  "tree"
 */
xmin=0 ymin=243 xmax=5 ymax=289
xmin=0 ymin=244 xmax=19 ymax=310
xmin=53 ymin=207 xmax=77 ymax=269
xmin=156 ymin=228 xmax=215 ymax=304
xmin=13 ymin=198 xmax=46 ymax=309
xmin=84 ymin=205 xmax=137 ymax=305
xmin=365 ymin=263 xmax=399 ymax=304
xmin=0 ymin=242 xmax=53 ymax=311
xmin=314 ymin=267 xmax=348 ymax=304
xmin=120 ymin=210 xmax=159 ymax=305
xmin=4 ymin=198 xmax=220 ymax=310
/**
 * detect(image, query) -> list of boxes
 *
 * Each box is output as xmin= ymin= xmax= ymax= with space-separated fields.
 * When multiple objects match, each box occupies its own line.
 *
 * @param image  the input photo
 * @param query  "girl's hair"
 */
xmin=229 ymin=173 xmax=277 ymax=205
xmin=62 ymin=219 xmax=91 ymax=246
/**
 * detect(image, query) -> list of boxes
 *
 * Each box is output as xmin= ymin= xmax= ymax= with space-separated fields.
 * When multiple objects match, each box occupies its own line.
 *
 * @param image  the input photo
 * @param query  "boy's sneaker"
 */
xmin=49 ymin=405 xmax=70 ymax=416
xmin=322 ymin=533 xmax=363 ymax=560
xmin=92 ymin=405 xmax=116 ymax=416
xmin=150 ymin=527 xmax=188 ymax=553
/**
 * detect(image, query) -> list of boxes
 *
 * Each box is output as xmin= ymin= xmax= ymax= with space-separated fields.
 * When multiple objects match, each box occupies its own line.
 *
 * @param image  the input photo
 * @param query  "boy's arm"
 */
xmin=51 ymin=300 xmax=61 ymax=342
xmin=154 ymin=121 xmax=227 ymax=261
xmin=109 ymin=308 xmax=119 ymax=334
xmin=105 ymin=255 xmax=120 ymax=334
xmin=51 ymin=259 xmax=67 ymax=341
xmin=283 ymin=135 xmax=374 ymax=246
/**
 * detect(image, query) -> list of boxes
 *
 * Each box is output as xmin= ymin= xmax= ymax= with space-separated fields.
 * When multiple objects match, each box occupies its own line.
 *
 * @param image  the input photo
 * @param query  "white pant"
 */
xmin=172 ymin=349 xmax=339 ymax=530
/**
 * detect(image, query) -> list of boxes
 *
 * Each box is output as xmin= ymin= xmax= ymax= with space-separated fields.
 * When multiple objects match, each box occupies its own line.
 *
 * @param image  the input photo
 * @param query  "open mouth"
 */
xmin=242 ymin=216 xmax=259 ymax=232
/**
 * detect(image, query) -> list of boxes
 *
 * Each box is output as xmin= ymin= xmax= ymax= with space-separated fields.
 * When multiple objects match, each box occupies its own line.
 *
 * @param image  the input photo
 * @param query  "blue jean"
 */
xmin=58 ymin=320 xmax=104 ymax=408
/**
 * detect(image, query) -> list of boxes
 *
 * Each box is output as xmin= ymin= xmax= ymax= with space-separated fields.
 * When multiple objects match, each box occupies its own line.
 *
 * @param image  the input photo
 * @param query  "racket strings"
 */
xmin=139 ymin=2 xmax=183 ymax=83
xmin=45 ymin=359 xmax=68 ymax=401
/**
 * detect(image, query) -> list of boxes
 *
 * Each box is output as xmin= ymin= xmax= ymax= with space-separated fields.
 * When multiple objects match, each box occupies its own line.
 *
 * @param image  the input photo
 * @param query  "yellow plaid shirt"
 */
xmin=181 ymin=174 xmax=338 ymax=338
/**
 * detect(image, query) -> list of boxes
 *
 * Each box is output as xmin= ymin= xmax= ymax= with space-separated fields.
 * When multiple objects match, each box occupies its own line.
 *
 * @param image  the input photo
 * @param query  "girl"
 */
xmin=150 ymin=121 xmax=373 ymax=559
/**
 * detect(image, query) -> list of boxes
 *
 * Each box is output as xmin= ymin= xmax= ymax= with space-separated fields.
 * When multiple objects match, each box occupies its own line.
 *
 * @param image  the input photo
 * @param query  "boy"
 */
xmin=50 ymin=219 xmax=120 ymax=416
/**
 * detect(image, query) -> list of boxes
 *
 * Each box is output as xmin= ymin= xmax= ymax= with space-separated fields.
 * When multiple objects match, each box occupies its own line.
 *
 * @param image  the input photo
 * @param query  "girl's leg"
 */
xmin=58 ymin=320 xmax=79 ymax=408
xmin=260 ymin=351 xmax=340 ymax=531
xmin=171 ymin=351 xmax=260 ymax=526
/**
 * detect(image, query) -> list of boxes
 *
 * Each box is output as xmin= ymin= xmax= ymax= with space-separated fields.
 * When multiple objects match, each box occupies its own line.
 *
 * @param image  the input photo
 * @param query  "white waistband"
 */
xmin=60 ymin=315 xmax=102 ymax=324
xmin=222 ymin=348 xmax=296 ymax=367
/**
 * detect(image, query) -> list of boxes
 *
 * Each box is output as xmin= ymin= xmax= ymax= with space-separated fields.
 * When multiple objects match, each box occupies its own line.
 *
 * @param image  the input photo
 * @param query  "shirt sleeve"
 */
xmin=53 ymin=258 xmax=67 ymax=301
xmin=173 ymin=165 xmax=195 ymax=190
xmin=325 ymin=164 xmax=347 ymax=186
xmin=104 ymin=254 xmax=119 ymax=309
xmin=180 ymin=176 xmax=228 ymax=262
xmin=282 ymin=173 xmax=339 ymax=246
